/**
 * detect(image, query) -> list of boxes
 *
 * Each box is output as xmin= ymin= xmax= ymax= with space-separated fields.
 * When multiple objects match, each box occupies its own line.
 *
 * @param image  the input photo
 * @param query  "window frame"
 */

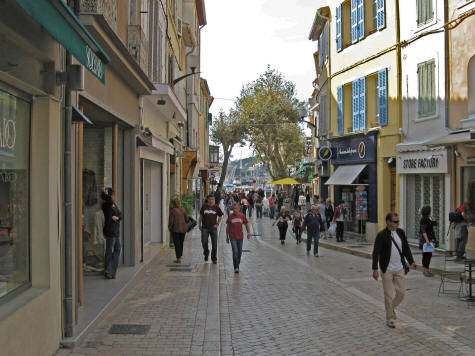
xmin=417 ymin=59 xmax=437 ymax=120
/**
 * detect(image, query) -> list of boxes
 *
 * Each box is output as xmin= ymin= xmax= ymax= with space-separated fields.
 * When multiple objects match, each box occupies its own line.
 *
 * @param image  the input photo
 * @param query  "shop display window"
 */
xmin=0 ymin=89 xmax=30 ymax=300
xmin=461 ymin=167 xmax=475 ymax=224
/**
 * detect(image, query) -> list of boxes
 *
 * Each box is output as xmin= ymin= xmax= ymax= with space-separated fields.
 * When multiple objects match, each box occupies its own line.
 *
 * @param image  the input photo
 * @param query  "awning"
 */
xmin=325 ymin=164 xmax=367 ymax=185
xmin=424 ymin=130 xmax=475 ymax=146
xmin=182 ymin=151 xmax=198 ymax=179
xmin=16 ymin=0 xmax=110 ymax=83
xmin=72 ymin=106 xmax=93 ymax=125
xmin=266 ymin=177 xmax=300 ymax=185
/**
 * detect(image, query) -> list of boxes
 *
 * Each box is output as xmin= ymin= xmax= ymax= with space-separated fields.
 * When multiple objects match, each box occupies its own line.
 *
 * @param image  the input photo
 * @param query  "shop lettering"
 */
xmin=0 ymin=171 xmax=17 ymax=183
xmin=0 ymin=118 xmax=16 ymax=150
xmin=86 ymin=46 xmax=104 ymax=81
xmin=338 ymin=147 xmax=357 ymax=155
xmin=402 ymin=158 xmax=439 ymax=169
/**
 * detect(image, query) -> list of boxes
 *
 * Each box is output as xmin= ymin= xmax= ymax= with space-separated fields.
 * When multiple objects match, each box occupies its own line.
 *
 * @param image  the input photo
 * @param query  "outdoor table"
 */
xmin=460 ymin=259 xmax=475 ymax=302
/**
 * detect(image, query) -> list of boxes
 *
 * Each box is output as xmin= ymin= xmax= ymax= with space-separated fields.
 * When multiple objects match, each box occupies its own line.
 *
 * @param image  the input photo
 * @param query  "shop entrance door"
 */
xmin=142 ymin=160 xmax=163 ymax=245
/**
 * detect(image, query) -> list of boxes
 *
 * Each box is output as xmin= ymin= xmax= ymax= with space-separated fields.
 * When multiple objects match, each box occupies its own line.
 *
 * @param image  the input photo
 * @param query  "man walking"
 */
xmin=226 ymin=204 xmax=251 ymax=273
xmin=302 ymin=205 xmax=323 ymax=257
xmin=255 ymin=195 xmax=263 ymax=219
xmin=199 ymin=195 xmax=224 ymax=264
xmin=372 ymin=212 xmax=416 ymax=328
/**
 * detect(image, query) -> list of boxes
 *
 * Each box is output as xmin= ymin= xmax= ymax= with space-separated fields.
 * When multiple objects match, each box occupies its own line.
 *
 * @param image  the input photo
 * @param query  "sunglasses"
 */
xmin=391 ymin=220 xmax=400 ymax=224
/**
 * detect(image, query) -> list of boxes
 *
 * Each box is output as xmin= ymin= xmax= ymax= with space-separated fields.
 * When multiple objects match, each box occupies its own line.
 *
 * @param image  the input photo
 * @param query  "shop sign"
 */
xmin=318 ymin=146 xmax=333 ymax=161
xmin=397 ymin=150 xmax=448 ymax=174
xmin=0 ymin=117 xmax=16 ymax=154
xmin=329 ymin=133 xmax=376 ymax=165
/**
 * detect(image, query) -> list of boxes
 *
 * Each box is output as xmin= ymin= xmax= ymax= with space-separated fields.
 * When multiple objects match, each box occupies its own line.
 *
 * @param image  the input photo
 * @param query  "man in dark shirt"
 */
xmin=199 ymin=195 xmax=224 ymax=263
xmin=302 ymin=205 xmax=323 ymax=257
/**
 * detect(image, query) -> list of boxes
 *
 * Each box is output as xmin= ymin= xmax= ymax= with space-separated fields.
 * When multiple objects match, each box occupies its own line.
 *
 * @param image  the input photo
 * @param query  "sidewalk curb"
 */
xmin=60 ymin=247 xmax=169 ymax=349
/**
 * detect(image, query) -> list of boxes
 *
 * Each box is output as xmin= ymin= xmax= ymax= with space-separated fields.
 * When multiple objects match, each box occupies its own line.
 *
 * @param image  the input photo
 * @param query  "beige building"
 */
xmin=197 ymin=78 xmax=213 ymax=201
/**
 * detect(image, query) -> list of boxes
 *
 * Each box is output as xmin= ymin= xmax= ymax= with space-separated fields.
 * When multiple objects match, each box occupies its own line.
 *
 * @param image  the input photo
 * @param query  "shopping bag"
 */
xmin=422 ymin=242 xmax=434 ymax=253
xmin=328 ymin=222 xmax=337 ymax=236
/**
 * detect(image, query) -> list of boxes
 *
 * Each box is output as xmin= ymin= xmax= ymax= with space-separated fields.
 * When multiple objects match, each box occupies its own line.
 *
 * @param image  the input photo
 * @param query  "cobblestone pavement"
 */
xmin=57 ymin=214 xmax=475 ymax=356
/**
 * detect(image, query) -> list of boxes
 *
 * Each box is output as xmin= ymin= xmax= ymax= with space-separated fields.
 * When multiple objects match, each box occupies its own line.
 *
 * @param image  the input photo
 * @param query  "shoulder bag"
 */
xmin=389 ymin=232 xmax=410 ymax=274
xmin=186 ymin=216 xmax=197 ymax=232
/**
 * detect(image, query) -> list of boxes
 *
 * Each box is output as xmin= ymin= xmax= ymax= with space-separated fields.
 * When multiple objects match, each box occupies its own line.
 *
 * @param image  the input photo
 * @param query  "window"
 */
xmin=319 ymin=94 xmax=328 ymax=136
xmin=352 ymin=77 xmax=366 ymax=131
xmin=417 ymin=59 xmax=436 ymax=118
xmin=129 ymin=0 xmax=137 ymax=25
xmin=378 ymin=68 xmax=388 ymax=125
xmin=0 ymin=89 xmax=31 ymax=301
xmin=417 ymin=0 xmax=434 ymax=26
xmin=337 ymin=86 xmax=344 ymax=134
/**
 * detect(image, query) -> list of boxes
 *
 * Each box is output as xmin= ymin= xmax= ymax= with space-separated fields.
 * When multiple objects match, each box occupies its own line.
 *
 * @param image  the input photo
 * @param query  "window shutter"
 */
xmin=377 ymin=0 xmax=385 ymax=30
xmin=359 ymin=77 xmax=366 ymax=130
xmin=429 ymin=61 xmax=436 ymax=115
xmin=319 ymin=32 xmax=324 ymax=68
xmin=357 ymin=0 xmax=365 ymax=40
xmin=416 ymin=0 xmax=422 ymax=25
xmin=417 ymin=62 xmax=423 ymax=116
xmin=336 ymin=5 xmax=342 ymax=52
xmin=378 ymin=68 xmax=388 ymax=126
xmin=325 ymin=22 xmax=329 ymax=60
xmin=352 ymin=80 xmax=360 ymax=131
xmin=351 ymin=0 xmax=358 ymax=43
xmin=337 ymin=86 xmax=344 ymax=134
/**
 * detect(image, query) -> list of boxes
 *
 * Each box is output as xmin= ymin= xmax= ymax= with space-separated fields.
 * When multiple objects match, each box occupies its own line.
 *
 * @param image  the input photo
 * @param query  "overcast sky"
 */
xmin=201 ymin=0 xmax=326 ymax=159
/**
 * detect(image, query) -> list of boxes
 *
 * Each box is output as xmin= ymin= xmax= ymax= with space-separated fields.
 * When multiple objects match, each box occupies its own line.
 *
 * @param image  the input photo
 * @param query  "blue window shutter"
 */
xmin=337 ymin=86 xmax=344 ymax=134
xmin=352 ymin=80 xmax=360 ymax=131
xmin=357 ymin=0 xmax=365 ymax=40
xmin=336 ymin=5 xmax=342 ymax=52
xmin=325 ymin=22 xmax=329 ymax=60
xmin=319 ymin=32 xmax=323 ymax=68
xmin=359 ymin=77 xmax=366 ymax=130
xmin=351 ymin=0 xmax=358 ymax=43
xmin=378 ymin=68 xmax=388 ymax=126
xmin=377 ymin=0 xmax=386 ymax=29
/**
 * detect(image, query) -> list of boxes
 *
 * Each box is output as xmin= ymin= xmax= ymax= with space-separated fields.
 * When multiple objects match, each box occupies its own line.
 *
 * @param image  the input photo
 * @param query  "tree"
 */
xmin=236 ymin=66 xmax=306 ymax=180
xmin=210 ymin=109 xmax=247 ymax=190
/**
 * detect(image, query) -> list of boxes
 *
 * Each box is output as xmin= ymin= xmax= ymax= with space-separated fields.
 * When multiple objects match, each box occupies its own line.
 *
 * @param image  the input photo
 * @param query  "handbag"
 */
xmin=186 ymin=216 xmax=197 ymax=232
xmin=277 ymin=221 xmax=284 ymax=229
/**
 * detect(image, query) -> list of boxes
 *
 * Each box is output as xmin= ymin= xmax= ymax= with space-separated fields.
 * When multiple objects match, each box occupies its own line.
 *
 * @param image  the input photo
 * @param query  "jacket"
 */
xmin=169 ymin=207 xmax=188 ymax=233
xmin=302 ymin=212 xmax=323 ymax=235
xmin=372 ymin=228 xmax=415 ymax=273
xmin=101 ymin=193 xmax=122 ymax=238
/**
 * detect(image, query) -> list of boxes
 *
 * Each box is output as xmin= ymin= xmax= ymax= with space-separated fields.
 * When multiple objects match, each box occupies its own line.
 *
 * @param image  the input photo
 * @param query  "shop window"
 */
xmin=461 ymin=167 xmax=475 ymax=224
xmin=0 ymin=89 xmax=30 ymax=300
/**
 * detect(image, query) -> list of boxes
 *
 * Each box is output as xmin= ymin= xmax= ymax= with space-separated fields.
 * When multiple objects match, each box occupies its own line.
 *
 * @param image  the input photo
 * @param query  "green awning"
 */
xmin=16 ymin=0 xmax=110 ymax=83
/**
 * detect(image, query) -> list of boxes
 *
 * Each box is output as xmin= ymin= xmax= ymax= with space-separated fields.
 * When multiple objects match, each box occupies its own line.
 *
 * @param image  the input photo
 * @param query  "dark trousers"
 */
xmin=242 ymin=205 xmax=247 ymax=216
xmin=269 ymin=206 xmax=275 ymax=219
xmin=456 ymin=236 xmax=468 ymax=258
xmin=201 ymin=227 xmax=218 ymax=261
xmin=172 ymin=232 xmax=185 ymax=259
xmin=294 ymin=226 xmax=302 ymax=242
xmin=248 ymin=205 xmax=254 ymax=217
xmin=336 ymin=221 xmax=344 ymax=241
xmin=306 ymin=231 xmax=319 ymax=255
xmin=105 ymin=237 xmax=121 ymax=276
xmin=422 ymin=252 xmax=432 ymax=269
xmin=230 ymin=238 xmax=244 ymax=269
xmin=256 ymin=206 xmax=263 ymax=218
xmin=279 ymin=225 xmax=288 ymax=241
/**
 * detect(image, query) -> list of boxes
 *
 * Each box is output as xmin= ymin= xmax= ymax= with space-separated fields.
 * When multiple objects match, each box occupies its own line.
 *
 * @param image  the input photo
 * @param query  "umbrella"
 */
xmin=266 ymin=177 xmax=301 ymax=185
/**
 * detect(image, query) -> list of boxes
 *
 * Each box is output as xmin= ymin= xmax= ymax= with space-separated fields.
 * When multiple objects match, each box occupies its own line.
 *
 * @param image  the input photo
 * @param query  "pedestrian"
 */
xmin=372 ymin=212 xmax=416 ymax=329
xmin=302 ymin=205 xmax=323 ymax=257
xmin=269 ymin=194 xmax=275 ymax=219
xmin=454 ymin=204 xmax=469 ymax=261
xmin=317 ymin=199 xmax=328 ymax=240
xmin=418 ymin=205 xmax=437 ymax=277
xmin=263 ymin=195 xmax=269 ymax=217
xmin=240 ymin=196 xmax=248 ymax=216
xmin=226 ymin=204 xmax=251 ymax=273
xmin=333 ymin=201 xmax=347 ymax=242
xmin=226 ymin=196 xmax=236 ymax=215
xmin=292 ymin=206 xmax=304 ymax=244
xmin=255 ymin=195 xmax=263 ymax=218
xmin=298 ymin=191 xmax=306 ymax=210
xmin=325 ymin=199 xmax=334 ymax=231
xmin=199 ymin=195 xmax=224 ymax=264
xmin=168 ymin=197 xmax=188 ymax=264
xmin=273 ymin=206 xmax=291 ymax=245
xmin=101 ymin=188 xmax=122 ymax=279
xmin=248 ymin=193 xmax=254 ymax=218
xmin=305 ymin=192 xmax=311 ymax=212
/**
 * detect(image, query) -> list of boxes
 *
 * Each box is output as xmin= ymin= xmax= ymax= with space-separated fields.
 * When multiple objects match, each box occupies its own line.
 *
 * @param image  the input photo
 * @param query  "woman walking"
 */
xmin=419 ymin=205 xmax=437 ymax=277
xmin=168 ymin=197 xmax=188 ymax=263
xmin=102 ymin=188 xmax=122 ymax=279
xmin=317 ymin=199 xmax=328 ymax=240
xmin=293 ymin=206 xmax=304 ymax=244
xmin=325 ymin=199 xmax=334 ymax=231
xmin=273 ymin=206 xmax=291 ymax=245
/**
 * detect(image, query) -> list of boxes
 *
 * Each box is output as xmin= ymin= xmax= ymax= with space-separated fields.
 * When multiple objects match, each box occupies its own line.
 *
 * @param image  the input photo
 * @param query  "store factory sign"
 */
xmin=397 ymin=150 xmax=448 ymax=174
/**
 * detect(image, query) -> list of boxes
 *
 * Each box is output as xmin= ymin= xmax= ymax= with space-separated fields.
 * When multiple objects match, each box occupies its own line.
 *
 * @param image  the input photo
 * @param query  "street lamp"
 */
xmin=298 ymin=107 xmax=316 ymax=129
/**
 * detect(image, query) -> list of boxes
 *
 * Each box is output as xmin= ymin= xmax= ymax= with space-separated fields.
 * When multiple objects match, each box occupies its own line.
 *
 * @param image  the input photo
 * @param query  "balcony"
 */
xmin=128 ymin=25 xmax=149 ymax=76
xmin=79 ymin=0 xmax=117 ymax=33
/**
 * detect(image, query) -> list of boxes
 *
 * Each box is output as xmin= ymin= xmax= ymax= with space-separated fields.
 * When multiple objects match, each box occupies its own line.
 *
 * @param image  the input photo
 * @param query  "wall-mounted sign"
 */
xmin=329 ymin=133 xmax=377 ymax=165
xmin=396 ymin=150 xmax=448 ymax=174
xmin=318 ymin=146 xmax=333 ymax=161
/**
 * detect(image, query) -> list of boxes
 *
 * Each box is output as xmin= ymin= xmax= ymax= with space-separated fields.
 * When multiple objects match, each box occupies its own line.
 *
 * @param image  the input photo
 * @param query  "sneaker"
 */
xmin=386 ymin=320 xmax=395 ymax=328
xmin=204 ymin=256 xmax=208 ymax=262
xmin=314 ymin=254 xmax=319 ymax=257
xmin=234 ymin=268 xmax=239 ymax=273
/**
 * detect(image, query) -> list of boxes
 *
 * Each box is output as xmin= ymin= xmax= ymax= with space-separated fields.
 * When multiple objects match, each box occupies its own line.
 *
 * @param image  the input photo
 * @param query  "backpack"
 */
xmin=449 ymin=211 xmax=463 ymax=223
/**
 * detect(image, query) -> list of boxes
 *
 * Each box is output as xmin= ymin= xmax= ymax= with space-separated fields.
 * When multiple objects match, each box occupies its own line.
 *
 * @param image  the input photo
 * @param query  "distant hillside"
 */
xmin=230 ymin=156 xmax=256 ymax=170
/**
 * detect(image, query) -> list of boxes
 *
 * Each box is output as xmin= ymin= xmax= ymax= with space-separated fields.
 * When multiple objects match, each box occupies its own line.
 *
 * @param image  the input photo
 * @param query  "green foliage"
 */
xmin=235 ymin=66 xmax=306 ymax=179
xmin=170 ymin=194 xmax=194 ymax=216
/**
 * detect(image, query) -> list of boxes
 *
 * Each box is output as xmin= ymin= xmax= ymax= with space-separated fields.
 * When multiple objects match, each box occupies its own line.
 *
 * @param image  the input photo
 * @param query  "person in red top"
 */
xmin=226 ymin=204 xmax=251 ymax=273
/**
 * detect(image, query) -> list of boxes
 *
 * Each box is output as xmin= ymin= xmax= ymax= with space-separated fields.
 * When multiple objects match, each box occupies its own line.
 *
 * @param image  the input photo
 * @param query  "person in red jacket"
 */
xmin=226 ymin=204 xmax=250 ymax=273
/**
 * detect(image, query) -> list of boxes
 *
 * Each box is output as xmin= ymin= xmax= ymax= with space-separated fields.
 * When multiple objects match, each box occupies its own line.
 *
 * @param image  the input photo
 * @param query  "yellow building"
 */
xmin=197 ymin=79 xmax=213 ymax=201
xmin=327 ymin=0 xmax=401 ymax=241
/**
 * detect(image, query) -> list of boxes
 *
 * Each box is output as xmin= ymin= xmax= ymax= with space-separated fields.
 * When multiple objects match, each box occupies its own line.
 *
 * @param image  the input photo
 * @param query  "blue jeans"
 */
xmin=201 ymin=227 xmax=218 ymax=261
xmin=269 ymin=207 xmax=275 ymax=219
xmin=230 ymin=238 xmax=244 ymax=269
xmin=306 ymin=232 xmax=320 ymax=255
xmin=105 ymin=237 xmax=121 ymax=276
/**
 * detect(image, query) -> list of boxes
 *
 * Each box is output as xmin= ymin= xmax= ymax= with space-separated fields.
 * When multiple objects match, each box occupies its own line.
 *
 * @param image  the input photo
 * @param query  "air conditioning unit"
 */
xmin=177 ymin=17 xmax=183 ymax=37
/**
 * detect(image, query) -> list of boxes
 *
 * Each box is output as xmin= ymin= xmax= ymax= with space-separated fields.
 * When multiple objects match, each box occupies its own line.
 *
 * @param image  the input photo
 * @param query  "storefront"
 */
xmin=397 ymin=148 xmax=449 ymax=248
xmin=326 ymin=133 xmax=378 ymax=235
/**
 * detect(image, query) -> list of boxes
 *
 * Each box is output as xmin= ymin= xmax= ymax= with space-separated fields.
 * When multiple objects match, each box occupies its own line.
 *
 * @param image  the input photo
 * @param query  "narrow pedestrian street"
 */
xmin=57 ymin=214 xmax=475 ymax=356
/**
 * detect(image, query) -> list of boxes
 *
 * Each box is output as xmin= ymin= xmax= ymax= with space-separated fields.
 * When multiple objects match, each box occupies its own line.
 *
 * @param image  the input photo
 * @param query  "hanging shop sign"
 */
xmin=397 ymin=150 xmax=448 ymax=174
xmin=329 ymin=133 xmax=377 ymax=165
xmin=318 ymin=146 xmax=333 ymax=161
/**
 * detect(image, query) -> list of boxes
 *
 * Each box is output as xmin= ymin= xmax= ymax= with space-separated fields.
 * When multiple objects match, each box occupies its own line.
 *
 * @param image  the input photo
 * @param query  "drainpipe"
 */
xmin=444 ymin=0 xmax=450 ymax=130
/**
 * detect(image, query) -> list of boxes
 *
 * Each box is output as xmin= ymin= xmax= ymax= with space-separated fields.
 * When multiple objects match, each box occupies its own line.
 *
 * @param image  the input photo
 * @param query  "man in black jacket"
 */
xmin=372 ymin=212 xmax=416 ymax=328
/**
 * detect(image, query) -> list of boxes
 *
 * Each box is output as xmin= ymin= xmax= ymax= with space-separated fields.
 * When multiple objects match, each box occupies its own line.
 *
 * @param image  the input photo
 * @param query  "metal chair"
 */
xmin=438 ymin=251 xmax=464 ymax=296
